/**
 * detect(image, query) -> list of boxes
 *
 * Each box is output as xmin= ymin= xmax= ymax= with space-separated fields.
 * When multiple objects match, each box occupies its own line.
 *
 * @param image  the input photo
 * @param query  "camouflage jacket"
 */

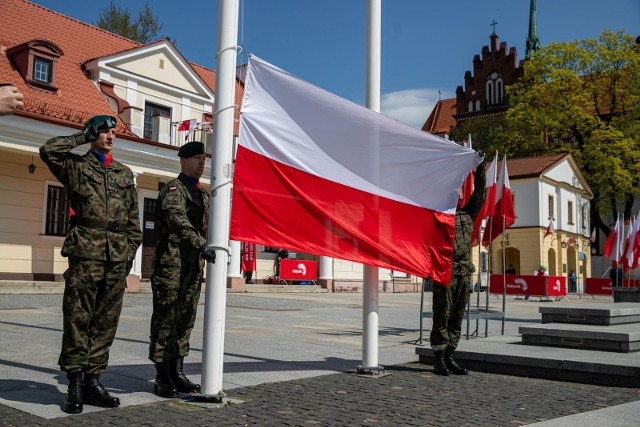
xmin=39 ymin=132 xmax=142 ymax=261
xmin=154 ymin=173 xmax=209 ymax=268
xmin=453 ymin=162 xmax=486 ymax=276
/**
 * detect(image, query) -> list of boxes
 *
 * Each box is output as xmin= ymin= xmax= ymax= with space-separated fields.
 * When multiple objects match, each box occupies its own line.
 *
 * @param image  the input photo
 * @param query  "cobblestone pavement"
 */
xmin=2 ymin=361 xmax=639 ymax=426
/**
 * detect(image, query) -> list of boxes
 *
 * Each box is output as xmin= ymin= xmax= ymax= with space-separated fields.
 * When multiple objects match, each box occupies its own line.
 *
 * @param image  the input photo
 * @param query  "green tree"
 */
xmin=96 ymin=1 xmax=163 ymax=44
xmin=501 ymin=30 xmax=640 ymax=238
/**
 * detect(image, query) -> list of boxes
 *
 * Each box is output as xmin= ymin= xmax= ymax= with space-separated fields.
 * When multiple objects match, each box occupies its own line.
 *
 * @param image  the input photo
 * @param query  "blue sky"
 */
xmin=32 ymin=0 xmax=640 ymax=129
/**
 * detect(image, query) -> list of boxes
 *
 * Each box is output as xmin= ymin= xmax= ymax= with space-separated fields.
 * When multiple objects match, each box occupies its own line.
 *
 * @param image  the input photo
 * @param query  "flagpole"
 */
xmin=501 ymin=215 xmax=506 ymax=334
xmin=360 ymin=0 xmax=382 ymax=375
xmin=200 ymin=0 xmax=239 ymax=399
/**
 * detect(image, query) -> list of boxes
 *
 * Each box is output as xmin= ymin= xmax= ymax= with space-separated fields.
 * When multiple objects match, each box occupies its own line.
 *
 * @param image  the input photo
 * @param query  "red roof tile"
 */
xmin=498 ymin=153 xmax=569 ymax=179
xmin=421 ymin=98 xmax=456 ymax=134
xmin=0 ymin=0 xmax=241 ymax=136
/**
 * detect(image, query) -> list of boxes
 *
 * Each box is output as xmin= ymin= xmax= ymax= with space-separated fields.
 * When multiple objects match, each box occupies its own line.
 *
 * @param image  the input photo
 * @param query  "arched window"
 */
xmin=486 ymin=81 xmax=494 ymax=105
xmin=468 ymin=101 xmax=474 ymax=112
xmin=475 ymin=100 xmax=481 ymax=111
xmin=496 ymin=78 xmax=504 ymax=104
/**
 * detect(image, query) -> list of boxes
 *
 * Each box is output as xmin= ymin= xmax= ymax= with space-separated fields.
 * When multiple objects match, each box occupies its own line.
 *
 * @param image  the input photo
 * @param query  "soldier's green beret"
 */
xmin=85 ymin=115 xmax=117 ymax=130
xmin=178 ymin=141 xmax=205 ymax=158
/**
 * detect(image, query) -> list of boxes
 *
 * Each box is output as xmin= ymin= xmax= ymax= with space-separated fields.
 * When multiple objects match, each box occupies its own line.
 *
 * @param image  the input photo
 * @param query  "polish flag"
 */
xmin=589 ymin=228 xmax=596 ymax=243
xmin=633 ymin=221 xmax=640 ymax=269
xmin=622 ymin=217 xmax=639 ymax=272
xmin=457 ymin=135 xmax=474 ymax=210
xmin=545 ymin=219 xmax=554 ymax=237
xmin=178 ymin=118 xmax=197 ymax=131
xmin=482 ymin=155 xmax=515 ymax=246
xmin=603 ymin=215 xmax=623 ymax=265
xmin=471 ymin=153 xmax=498 ymax=246
xmin=230 ymin=56 xmax=481 ymax=284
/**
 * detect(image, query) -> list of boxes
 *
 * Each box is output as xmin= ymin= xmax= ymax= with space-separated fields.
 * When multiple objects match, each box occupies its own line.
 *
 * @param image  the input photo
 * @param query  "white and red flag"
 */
xmin=471 ymin=152 xmax=498 ymax=246
xmin=482 ymin=155 xmax=516 ymax=246
xmin=457 ymin=134 xmax=474 ymax=210
xmin=622 ymin=217 xmax=639 ymax=272
xmin=603 ymin=215 xmax=624 ymax=265
xmin=178 ymin=118 xmax=197 ymax=131
xmin=589 ymin=228 xmax=596 ymax=244
xmin=230 ymin=56 xmax=481 ymax=284
xmin=545 ymin=219 xmax=555 ymax=237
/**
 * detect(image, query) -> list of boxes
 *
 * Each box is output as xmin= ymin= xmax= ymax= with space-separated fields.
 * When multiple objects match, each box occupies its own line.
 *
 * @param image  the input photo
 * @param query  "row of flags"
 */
xmin=177 ymin=119 xmax=212 ymax=140
xmin=469 ymin=152 xmax=516 ymax=247
xmin=604 ymin=215 xmax=640 ymax=272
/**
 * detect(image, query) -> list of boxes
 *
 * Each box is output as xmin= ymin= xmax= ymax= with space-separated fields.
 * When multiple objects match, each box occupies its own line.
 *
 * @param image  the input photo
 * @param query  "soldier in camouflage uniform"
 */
xmin=149 ymin=141 xmax=216 ymax=398
xmin=431 ymin=152 xmax=485 ymax=376
xmin=39 ymin=115 xmax=142 ymax=413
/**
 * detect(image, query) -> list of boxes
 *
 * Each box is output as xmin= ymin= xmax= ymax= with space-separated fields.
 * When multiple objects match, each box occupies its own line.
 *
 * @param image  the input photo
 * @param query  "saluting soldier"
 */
xmin=39 ymin=115 xmax=142 ymax=413
xmin=149 ymin=141 xmax=216 ymax=398
xmin=431 ymin=151 xmax=485 ymax=376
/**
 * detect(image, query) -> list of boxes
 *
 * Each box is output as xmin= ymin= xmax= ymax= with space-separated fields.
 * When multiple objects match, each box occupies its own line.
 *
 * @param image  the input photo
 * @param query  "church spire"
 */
xmin=525 ymin=0 xmax=540 ymax=59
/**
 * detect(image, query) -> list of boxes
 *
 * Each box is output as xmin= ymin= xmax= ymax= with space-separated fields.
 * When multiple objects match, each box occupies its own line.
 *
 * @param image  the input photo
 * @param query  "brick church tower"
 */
xmin=422 ymin=0 xmax=540 ymax=137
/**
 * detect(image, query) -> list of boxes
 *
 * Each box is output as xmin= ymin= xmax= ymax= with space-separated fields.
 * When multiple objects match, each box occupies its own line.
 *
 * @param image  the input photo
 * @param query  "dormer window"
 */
xmin=7 ymin=39 xmax=63 ymax=92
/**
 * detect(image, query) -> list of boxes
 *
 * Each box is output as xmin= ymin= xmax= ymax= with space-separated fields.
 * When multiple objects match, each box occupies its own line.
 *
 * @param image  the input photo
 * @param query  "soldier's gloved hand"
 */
xmin=477 ymin=150 xmax=485 ymax=158
xmin=82 ymin=122 xmax=100 ymax=143
xmin=126 ymin=256 xmax=134 ymax=276
xmin=199 ymin=244 xmax=216 ymax=263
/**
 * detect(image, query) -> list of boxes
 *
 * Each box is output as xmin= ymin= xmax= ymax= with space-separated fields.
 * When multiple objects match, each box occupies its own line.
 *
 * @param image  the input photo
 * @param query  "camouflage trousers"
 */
xmin=59 ymin=257 xmax=126 ymax=374
xmin=149 ymin=264 xmax=203 ymax=363
xmin=430 ymin=273 xmax=471 ymax=352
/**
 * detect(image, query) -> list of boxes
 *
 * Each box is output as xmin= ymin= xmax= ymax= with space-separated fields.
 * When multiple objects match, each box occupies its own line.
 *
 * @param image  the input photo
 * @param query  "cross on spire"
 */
xmin=490 ymin=19 xmax=498 ymax=33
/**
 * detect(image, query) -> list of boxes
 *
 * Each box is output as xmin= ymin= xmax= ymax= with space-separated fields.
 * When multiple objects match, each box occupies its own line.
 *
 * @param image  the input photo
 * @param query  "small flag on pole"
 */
xmin=178 ymin=118 xmax=197 ymax=131
xmin=545 ymin=220 xmax=554 ymax=237
xmin=589 ymin=228 xmax=596 ymax=243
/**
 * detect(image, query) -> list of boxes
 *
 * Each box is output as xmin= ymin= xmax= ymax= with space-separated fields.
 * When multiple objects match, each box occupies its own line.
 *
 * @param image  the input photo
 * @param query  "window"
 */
xmin=44 ymin=184 xmax=70 ymax=236
xmin=485 ymin=80 xmax=494 ymax=105
xmin=468 ymin=101 xmax=473 ymax=112
xmin=581 ymin=205 xmax=587 ymax=229
xmin=33 ymin=57 xmax=51 ymax=83
xmin=485 ymin=73 xmax=504 ymax=106
xmin=144 ymin=102 xmax=172 ymax=140
xmin=263 ymin=246 xmax=279 ymax=253
xmin=568 ymin=201 xmax=574 ymax=225
xmin=548 ymin=195 xmax=555 ymax=219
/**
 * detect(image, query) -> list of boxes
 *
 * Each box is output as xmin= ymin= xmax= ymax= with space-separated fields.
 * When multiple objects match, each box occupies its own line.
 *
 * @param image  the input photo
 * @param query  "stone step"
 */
xmin=539 ymin=303 xmax=640 ymax=326
xmin=520 ymin=323 xmax=640 ymax=353
xmin=415 ymin=337 xmax=640 ymax=387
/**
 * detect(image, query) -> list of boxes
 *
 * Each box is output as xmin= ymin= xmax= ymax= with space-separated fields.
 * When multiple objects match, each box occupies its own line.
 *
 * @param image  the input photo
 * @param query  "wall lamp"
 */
xmin=28 ymin=156 xmax=36 ymax=174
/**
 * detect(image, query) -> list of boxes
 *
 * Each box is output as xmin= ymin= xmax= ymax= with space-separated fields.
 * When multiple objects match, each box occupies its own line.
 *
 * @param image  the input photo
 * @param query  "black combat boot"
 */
xmin=444 ymin=347 xmax=468 ymax=375
xmin=83 ymin=373 xmax=120 ymax=407
xmin=154 ymin=361 xmax=179 ymax=398
xmin=433 ymin=351 xmax=450 ymax=376
xmin=62 ymin=371 xmax=83 ymax=414
xmin=170 ymin=356 xmax=201 ymax=394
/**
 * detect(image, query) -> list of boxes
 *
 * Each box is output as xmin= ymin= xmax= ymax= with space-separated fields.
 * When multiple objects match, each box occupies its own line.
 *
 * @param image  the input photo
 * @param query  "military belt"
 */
xmin=77 ymin=218 xmax=127 ymax=232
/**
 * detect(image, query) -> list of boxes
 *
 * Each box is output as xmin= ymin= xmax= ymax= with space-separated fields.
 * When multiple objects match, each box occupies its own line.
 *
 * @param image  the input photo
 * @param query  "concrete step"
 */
xmin=519 ymin=323 xmax=640 ymax=353
xmin=540 ymin=303 xmax=640 ymax=326
xmin=415 ymin=336 xmax=640 ymax=387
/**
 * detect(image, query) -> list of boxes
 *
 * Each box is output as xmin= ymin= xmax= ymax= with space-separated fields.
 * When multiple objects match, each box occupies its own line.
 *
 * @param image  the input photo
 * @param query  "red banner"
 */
xmin=279 ymin=259 xmax=317 ymax=281
xmin=489 ymin=274 xmax=566 ymax=297
xmin=585 ymin=277 xmax=613 ymax=295
xmin=241 ymin=242 xmax=256 ymax=272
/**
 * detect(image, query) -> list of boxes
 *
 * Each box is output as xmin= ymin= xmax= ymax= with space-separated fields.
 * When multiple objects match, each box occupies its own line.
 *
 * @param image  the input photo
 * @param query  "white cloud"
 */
xmin=380 ymin=88 xmax=454 ymax=130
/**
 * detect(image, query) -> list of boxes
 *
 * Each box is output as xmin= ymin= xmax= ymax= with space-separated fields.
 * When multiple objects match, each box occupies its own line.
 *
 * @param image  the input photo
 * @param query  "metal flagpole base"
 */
xmin=190 ymin=391 xmax=226 ymax=404
xmin=355 ymin=365 xmax=389 ymax=377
